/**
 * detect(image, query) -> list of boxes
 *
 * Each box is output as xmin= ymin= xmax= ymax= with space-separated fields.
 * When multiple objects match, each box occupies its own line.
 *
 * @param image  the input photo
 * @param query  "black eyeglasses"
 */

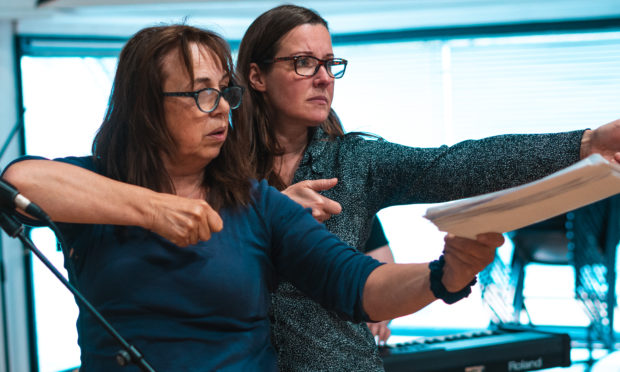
xmin=263 ymin=56 xmax=348 ymax=79
xmin=162 ymin=86 xmax=244 ymax=113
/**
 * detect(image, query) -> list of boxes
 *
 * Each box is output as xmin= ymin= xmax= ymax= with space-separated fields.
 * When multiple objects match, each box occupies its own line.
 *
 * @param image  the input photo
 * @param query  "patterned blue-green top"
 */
xmin=271 ymin=128 xmax=584 ymax=371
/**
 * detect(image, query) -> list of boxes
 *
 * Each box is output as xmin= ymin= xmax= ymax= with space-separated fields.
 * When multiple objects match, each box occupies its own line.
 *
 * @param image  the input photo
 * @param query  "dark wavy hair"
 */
xmin=93 ymin=24 xmax=251 ymax=209
xmin=233 ymin=5 xmax=345 ymax=190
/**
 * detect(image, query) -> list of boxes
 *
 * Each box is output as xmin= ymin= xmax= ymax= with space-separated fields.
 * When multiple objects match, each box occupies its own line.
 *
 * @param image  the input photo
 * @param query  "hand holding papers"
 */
xmin=424 ymin=154 xmax=620 ymax=239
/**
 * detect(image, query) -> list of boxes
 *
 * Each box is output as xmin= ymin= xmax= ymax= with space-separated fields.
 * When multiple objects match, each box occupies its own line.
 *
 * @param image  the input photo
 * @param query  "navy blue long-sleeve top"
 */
xmin=11 ymin=155 xmax=383 ymax=372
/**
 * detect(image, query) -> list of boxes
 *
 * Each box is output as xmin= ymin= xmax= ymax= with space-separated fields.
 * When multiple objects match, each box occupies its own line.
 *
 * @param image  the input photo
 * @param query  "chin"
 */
xmin=201 ymin=148 xmax=223 ymax=164
xmin=300 ymin=105 xmax=330 ymax=121
xmin=308 ymin=113 xmax=331 ymax=126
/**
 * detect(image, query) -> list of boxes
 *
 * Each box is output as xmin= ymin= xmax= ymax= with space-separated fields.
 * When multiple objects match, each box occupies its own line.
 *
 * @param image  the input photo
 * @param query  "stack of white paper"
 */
xmin=424 ymin=154 xmax=620 ymax=239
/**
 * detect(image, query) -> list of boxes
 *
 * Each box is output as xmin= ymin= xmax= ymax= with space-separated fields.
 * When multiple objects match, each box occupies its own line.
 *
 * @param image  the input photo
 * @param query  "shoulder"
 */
xmin=324 ymin=133 xmax=411 ymax=166
xmin=310 ymin=128 xmax=392 ymax=155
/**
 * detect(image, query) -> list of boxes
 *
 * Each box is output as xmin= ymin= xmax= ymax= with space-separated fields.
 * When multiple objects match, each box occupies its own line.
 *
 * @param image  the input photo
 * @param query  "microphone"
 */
xmin=0 ymin=178 xmax=48 ymax=221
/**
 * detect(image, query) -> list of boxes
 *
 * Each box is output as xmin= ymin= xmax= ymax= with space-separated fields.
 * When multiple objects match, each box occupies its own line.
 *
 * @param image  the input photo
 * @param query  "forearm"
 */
xmin=365 ymin=245 xmax=396 ymax=341
xmin=363 ymin=233 xmax=502 ymax=321
xmin=370 ymin=131 xmax=583 ymax=206
xmin=3 ymin=159 xmax=155 ymax=227
xmin=362 ymin=263 xmax=436 ymax=321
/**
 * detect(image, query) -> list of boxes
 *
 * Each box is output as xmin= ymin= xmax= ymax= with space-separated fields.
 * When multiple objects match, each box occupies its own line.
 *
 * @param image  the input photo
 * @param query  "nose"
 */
xmin=313 ymin=64 xmax=333 ymax=87
xmin=211 ymin=95 xmax=231 ymax=116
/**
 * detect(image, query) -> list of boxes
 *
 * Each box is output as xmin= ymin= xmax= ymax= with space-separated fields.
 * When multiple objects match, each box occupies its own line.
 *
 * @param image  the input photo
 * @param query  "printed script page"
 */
xmin=424 ymin=154 xmax=620 ymax=239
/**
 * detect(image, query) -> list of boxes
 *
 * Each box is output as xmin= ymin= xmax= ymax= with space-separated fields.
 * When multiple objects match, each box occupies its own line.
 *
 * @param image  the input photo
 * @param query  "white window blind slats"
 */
xmin=451 ymin=39 xmax=620 ymax=138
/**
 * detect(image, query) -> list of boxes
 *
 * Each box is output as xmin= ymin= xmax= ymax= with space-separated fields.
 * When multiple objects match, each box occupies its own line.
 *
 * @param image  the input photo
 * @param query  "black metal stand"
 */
xmin=0 ymin=211 xmax=157 ymax=371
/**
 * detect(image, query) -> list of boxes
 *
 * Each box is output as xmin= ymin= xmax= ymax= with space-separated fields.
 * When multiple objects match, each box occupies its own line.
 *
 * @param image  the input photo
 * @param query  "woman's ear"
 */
xmin=248 ymin=63 xmax=267 ymax=92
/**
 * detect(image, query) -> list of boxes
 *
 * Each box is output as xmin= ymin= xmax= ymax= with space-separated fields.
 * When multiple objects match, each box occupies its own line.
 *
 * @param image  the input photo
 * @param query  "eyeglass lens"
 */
xmin=295 ymin=57 xmax=346 ymax=78
xmin=197 ymin=87 xmax=243 ymax=112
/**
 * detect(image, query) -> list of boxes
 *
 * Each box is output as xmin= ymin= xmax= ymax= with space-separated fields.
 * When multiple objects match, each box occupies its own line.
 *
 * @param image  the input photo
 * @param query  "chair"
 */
xmin=509 ymin=214 xmax=571 ymax=322
xmin=480 ymin=196 xmax=619 ymax=350
xmin=568 ymin=195 xmax=620 ymax=349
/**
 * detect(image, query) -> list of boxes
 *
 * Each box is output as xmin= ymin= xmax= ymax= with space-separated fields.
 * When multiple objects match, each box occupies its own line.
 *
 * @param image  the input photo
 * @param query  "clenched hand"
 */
xmin=145 ymin=193 xmax=223 ymax=246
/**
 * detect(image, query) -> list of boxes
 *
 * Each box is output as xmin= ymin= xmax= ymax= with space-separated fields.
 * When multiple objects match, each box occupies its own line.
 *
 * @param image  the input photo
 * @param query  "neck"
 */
xmin=162 ymin=156 xmax=207 ymax=199
xmin=272 ymin=121 xmax=312 ymax=186
xmin=171 ymin=173 xmax=206 ymax=199
xmin=274 ymin=121 xmax=310 ymax=155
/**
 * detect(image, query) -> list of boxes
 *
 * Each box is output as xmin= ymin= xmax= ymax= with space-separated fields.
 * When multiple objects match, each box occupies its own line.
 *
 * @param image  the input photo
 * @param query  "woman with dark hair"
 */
xmin=3 ymin=24 xmax=504 ymax=372
xmin=234 ymin=4 xmax=620 ymax=371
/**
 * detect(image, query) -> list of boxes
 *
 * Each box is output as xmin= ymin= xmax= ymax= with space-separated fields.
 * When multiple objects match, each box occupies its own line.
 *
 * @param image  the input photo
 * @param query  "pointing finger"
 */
xmin=306 ymin=178 xmax=338 ymax=192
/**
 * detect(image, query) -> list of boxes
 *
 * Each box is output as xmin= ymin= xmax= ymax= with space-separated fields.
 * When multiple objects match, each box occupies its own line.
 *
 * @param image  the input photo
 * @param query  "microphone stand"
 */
xmin=0 ymin=211 xmax=157 ymax=371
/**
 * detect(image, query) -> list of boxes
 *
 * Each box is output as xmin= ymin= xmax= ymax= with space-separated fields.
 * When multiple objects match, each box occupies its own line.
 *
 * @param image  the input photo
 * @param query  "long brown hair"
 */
xmin=93 ymin=25 xmax=251 ymax=209
xmin=234 ymin=5 xmax=345 ymax=190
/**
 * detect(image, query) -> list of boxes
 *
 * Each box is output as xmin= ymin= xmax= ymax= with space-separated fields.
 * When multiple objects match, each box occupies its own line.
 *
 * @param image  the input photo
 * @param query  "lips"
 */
xmin=308 ymin=95 xmax=329 ymax=104
xmin=206 ymin=126 xmax=227 ymax=141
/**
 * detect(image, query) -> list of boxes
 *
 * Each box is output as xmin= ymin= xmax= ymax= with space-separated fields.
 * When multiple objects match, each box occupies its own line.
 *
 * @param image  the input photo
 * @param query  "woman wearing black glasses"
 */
xmin=233 ymin=4 xmax=620 ymax=371
xmin=3 ymin=24 xmax=507 ymax=372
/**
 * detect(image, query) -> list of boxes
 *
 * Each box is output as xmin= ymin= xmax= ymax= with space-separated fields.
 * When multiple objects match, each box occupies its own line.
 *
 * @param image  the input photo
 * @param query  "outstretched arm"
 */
xmin=3 ymin=159 xmax=222 ymax=246
xmin=362 ymin=233 xmax=502 ymax=321
xmin=247 ymin=183 xmax=501 ymax=323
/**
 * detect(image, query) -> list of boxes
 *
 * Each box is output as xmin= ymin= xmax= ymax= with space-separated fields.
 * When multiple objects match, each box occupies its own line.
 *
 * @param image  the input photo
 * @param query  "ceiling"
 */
xmin=2 ymin=0 xmax=620 ymax=39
